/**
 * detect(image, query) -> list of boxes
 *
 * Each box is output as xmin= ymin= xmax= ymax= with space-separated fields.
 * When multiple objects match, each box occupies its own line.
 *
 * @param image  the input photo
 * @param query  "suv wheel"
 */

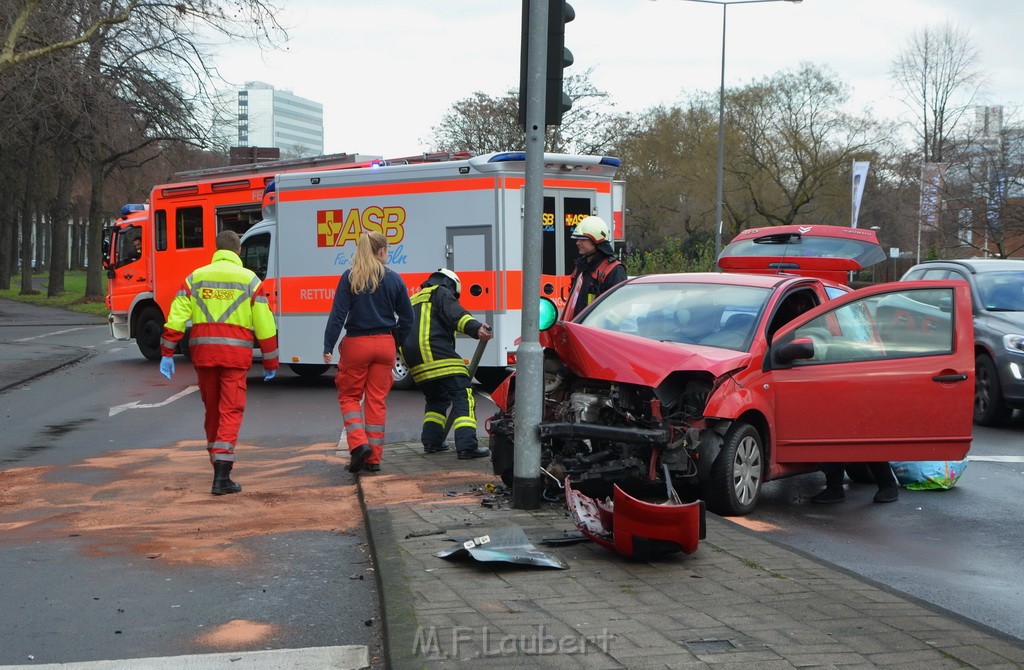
xmin=974 ymin=354 xmax=1012 ymax=426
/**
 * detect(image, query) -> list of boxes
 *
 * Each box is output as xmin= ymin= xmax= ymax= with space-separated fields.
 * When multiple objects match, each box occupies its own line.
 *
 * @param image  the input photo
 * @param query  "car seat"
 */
xmin=699 ymin=312 xmax=755 ymax=349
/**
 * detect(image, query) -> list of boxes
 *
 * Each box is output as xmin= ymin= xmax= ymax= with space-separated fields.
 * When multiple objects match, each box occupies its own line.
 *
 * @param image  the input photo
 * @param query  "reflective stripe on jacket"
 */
xmin=401 ymin=284 xmax=483 ymax=384
xmin=160 ymin=249 xmax=278 ymax=370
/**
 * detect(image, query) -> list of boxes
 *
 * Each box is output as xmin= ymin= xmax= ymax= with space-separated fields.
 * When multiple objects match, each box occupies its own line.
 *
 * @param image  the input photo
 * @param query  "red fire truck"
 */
xmin=104 ymin=151 xmax=468 ymax=364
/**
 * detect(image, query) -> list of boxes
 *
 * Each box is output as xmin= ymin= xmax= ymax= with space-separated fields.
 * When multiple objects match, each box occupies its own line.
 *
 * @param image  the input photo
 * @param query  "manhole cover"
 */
xmin=683 ymin=639 xmax=738 ymax=654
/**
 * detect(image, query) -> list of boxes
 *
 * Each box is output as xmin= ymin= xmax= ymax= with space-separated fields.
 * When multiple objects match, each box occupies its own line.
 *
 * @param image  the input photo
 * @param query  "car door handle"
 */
xmin=933 ymin=373 xmax=968 ymax=382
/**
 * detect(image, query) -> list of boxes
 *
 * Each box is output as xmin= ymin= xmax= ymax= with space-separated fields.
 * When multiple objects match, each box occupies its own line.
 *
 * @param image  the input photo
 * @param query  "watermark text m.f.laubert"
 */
xmin=413 ymin=624 xmax=614 ymax=658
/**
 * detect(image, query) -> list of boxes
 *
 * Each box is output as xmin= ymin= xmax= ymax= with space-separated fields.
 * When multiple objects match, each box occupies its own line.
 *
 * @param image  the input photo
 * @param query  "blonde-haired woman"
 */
xmin=323 ymin=232 xmax=414 ymax=474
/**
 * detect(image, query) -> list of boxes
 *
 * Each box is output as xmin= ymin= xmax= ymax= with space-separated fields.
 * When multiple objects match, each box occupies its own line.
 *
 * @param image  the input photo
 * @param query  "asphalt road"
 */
xmin=0 ymin=300 xmax=393 ymax=667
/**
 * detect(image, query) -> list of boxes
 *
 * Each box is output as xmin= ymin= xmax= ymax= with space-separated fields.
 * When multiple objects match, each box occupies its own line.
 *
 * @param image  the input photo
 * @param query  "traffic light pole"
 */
xmin=512 ymin=0 xmax=549 ymax=510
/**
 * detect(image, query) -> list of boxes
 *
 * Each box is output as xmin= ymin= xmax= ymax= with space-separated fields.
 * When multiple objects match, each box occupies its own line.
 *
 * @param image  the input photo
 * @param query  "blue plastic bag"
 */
xmin=891 ymin=460 xmax=967 ymax=490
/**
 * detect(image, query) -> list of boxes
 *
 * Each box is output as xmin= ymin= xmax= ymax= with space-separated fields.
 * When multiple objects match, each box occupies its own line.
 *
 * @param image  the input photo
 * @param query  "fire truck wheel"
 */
xmin=392 ymin=356 xmax=415 ymax=390
xmin=136 ymin=306 xmax=165 ymax=362
xmin=289 ymin=363 xmax=330 ymax=378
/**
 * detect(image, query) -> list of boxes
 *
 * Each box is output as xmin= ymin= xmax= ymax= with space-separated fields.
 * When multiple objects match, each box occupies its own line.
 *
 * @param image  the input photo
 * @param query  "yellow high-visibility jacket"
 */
xmin=160 ymin=250 xmax=278 ymax=370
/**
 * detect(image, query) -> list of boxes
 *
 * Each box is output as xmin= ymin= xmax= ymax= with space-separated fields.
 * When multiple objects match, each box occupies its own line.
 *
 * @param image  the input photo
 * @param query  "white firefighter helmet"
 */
xmin=435 ymin=268 xmax=462 ymax=296
xmin=571 ymin=215 xmax=610 ymax=244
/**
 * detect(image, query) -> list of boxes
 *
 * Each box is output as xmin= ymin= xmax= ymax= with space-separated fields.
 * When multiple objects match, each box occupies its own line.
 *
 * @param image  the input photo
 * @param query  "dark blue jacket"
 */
xmin=322 ymin=268 xmax=414 ymax=354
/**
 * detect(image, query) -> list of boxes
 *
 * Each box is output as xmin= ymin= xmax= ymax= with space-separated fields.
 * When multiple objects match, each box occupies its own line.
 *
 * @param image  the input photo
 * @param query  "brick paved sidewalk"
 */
xmin=357 ymin=442 xmax=1024 ymax=670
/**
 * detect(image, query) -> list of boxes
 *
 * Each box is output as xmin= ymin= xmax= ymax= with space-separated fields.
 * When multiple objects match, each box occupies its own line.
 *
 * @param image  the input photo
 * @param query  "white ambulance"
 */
xmin=239 ymin=151 xmax=624 ymax=389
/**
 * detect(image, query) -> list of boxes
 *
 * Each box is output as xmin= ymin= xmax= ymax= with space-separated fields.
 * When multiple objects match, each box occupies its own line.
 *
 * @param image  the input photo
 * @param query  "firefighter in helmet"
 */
xmin=401 ymin=268 xmax=493 ymax=459
xmin=563 ymin=215 xmax=627 ymax=321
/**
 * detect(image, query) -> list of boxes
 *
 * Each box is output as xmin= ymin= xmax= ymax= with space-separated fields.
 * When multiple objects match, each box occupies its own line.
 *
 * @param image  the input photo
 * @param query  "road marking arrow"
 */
xmin=109 ymin=385 xmax=200 ymax=417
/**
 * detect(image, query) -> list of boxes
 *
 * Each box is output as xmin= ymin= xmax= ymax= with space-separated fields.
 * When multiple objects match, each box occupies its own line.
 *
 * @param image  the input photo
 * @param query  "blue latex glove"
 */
xmin=263 ymin=369 xmax=276 ymax=382
xmin=159 ymin=356 xmax=175 ymax=379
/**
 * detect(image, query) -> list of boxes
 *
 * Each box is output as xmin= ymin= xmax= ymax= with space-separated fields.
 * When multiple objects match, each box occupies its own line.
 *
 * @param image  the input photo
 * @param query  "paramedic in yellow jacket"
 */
xmin=401 ymin=269 xmax=493 ymax=459
xmin=158 ymin=230 xmax=279 ymax=496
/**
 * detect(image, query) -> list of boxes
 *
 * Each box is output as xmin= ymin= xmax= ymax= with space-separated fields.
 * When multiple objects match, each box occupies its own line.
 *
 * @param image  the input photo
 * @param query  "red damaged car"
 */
xmin=487 ymin=226 xmax=974 ymax=556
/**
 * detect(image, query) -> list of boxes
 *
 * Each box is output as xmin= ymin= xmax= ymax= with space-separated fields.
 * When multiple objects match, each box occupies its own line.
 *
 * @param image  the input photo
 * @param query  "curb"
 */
xmin=357 ymin=478 xmax=421 ymax=670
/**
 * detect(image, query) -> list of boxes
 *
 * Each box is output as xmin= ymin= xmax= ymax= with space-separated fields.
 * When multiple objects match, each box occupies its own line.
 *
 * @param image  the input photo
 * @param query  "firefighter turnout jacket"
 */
xmin=402 ymin=277 xmax=486 ymax=384
xmin=160 ymin=249 xmax=279 ymax=370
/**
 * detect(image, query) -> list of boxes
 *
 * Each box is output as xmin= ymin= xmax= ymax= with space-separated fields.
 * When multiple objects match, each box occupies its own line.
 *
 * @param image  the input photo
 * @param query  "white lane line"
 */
xmin=967 ymin=455 xmax=1024 ymax=463
xmin=0 ymin=645 xmax=369 ymax=669
xmin=14 ymin=326 xmax=90 ymax=342
xmin=109 ymin=385 xmax=200 ymax=417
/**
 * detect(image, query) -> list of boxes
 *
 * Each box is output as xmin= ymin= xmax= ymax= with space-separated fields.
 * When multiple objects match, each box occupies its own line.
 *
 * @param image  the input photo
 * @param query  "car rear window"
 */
xmin=720 ymin=233 xmax=886 ymax=267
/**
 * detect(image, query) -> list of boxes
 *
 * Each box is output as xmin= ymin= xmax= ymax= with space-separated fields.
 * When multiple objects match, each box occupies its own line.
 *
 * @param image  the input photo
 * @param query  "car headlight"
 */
xmin=1003 ymin=334 xmax=1024 ymax=354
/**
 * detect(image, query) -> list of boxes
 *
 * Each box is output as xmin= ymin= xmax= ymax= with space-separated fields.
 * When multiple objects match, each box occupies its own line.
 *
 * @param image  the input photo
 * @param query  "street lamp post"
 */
xmin=676 ymin=0 xmax=802 ymax=261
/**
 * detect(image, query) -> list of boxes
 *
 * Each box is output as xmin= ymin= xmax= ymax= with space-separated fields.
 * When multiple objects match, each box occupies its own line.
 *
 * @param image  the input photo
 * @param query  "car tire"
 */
xmin=704 ymin=422 xmax=762 ymax=516
xmin=135 ymin=306 xmax=165 ymax=362
xmin=289 ymin=363 xmax=330 ymax=378
xmin=391 ymin=355 xmax=415 ymax=390
xmin=974 ymin=354 xmax=1012 ymax=426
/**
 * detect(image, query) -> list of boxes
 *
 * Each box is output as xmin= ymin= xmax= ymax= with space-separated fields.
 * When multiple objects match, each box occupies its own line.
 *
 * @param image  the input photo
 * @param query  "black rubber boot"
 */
xmin=211 ymin=461 xmax=242 ymax=495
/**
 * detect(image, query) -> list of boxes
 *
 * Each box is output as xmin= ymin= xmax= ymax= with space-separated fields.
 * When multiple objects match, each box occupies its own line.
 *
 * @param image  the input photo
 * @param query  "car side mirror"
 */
xmin=777 ymin=337 xmax=814 ymax=364
xmin=106 ymin=269 xmax=116 ymax=279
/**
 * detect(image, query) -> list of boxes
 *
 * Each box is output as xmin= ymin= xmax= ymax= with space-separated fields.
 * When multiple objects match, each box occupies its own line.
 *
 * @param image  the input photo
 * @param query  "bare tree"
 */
xmin=890 ymin=22 xmax=985 ymax=164
xmin=425 ymin=68 xmax=621 ymax=156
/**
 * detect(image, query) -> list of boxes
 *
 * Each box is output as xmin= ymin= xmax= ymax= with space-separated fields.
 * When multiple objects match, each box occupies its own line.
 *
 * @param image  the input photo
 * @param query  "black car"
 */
xmin=901 ymin=258 xmax=1024 ymax=425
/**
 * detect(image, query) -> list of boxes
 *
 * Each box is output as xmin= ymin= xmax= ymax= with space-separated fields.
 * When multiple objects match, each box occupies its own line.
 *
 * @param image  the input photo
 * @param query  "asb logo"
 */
xmin=316 ymin=207 xmax=407 ymax=247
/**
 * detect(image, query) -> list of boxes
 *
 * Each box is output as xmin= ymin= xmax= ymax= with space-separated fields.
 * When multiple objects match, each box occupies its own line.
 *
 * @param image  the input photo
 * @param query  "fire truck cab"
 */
xmin=239 ymin=151 xmax=624 ymax=389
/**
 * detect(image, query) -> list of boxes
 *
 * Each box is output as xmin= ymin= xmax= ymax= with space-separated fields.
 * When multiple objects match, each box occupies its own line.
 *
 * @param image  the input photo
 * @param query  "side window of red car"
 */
xmin=792 ymin=287 xmax=955 ymax=365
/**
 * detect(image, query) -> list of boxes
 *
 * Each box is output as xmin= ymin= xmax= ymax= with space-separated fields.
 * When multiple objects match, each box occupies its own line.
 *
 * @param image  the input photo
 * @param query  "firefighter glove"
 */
xmin=263 ymin=369 xmax=276 ymax=382
xmin=159 ymin=356 xmax=175 ymax=380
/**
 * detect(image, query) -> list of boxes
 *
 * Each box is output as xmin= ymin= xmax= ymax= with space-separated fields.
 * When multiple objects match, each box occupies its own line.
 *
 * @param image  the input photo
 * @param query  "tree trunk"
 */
xmin=48 ymin=157 xmax=76 ymax=297
xmin=84 ymin=160 xmax=106 ymax=299
xmin=0 ymin=181 xmax=12 ymax=290
xmin=35 ymin=209 xmax=47 ymax=274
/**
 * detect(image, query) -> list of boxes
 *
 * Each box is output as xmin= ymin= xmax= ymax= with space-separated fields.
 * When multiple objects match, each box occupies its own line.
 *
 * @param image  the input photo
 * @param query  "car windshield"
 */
xmin=578 ymin=281 xmax=771 ymax=351
xmin=975 ymin=271 xmax=1024 ymax=311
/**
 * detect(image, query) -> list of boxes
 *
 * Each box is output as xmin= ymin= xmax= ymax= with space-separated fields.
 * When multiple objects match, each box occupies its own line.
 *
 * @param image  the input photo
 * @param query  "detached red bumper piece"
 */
xmin=565 ymin=478 xmax=706 ymax=561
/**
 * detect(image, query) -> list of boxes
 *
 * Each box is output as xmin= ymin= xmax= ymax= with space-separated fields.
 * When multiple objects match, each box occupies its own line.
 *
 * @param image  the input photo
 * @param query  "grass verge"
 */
xmin=0 ymin=271 xmax=108 ymax=317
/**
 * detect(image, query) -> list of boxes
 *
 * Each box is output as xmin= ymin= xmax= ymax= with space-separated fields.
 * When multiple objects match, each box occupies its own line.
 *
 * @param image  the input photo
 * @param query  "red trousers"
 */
xmin=335 ymin=334 xmax=394 ymax=465
xmin=196 ymin=366 xmax=248 ymax=463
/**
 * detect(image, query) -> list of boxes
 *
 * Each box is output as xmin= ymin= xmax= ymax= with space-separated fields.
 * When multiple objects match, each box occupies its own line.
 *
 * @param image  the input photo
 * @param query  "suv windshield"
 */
xmin=976 ymin=271 xmax=1024 ymax=311
xmin=579 ymin=282 xmax=771 ymax=351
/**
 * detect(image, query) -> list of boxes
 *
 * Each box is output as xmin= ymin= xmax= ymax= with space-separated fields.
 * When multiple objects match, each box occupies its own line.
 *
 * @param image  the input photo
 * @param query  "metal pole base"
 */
xmin=512 ymin=476 xmax=542 ymax=510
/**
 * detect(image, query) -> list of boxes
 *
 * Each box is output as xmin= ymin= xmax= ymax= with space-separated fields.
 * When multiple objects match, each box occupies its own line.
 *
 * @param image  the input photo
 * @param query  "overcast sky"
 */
xmin=211 ymin=0 xmax=1024 ymax=158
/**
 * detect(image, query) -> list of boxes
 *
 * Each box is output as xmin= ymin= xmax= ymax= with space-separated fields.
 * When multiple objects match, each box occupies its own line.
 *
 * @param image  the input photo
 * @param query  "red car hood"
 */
xmin=540 ymin=321 xmax=751 ymax=387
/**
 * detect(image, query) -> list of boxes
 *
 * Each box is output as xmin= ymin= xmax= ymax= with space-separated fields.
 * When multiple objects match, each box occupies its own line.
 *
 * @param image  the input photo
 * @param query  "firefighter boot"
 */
xmin=211 ymin=461 xmax=242 ymax=495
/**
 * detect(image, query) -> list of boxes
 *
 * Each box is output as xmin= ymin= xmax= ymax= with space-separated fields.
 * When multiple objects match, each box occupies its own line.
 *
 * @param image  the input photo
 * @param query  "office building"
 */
xmin=236 ymin=81 xmax=324 ymax=157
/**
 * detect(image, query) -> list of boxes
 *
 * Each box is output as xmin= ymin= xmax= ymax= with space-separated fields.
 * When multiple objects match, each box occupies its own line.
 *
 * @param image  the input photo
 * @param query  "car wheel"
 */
xmin=705 ymin=422 xmax=762 ymax=516
xmin=135 ymin=306 xmax=165 ymax=362
xmin=974 ymin=354 xmax=1012 ymax=426
xmin=289 ymin=363 xmax=330 ymax=378
xmin=391 ymin=355 xmax=415 ymax=390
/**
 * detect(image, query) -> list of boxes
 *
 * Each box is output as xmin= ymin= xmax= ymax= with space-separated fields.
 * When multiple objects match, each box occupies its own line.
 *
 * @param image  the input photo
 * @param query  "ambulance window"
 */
xmin=240 ymin=232 xmax=270 ymax=280
xmin=563 ymin=197 xmax=592 ymax=272
xmin=155 ymin=210 xmax=168 ymax=251
xmin=176 ymin=207 xmax=203 ymax=249
xmin=542 ymin=196 xmax=556 ymax=276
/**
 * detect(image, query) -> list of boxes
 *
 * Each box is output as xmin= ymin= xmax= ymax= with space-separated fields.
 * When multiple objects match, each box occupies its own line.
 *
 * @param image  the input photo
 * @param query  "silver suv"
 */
xmin=901 ymin=259 xmax=1024 ymax=425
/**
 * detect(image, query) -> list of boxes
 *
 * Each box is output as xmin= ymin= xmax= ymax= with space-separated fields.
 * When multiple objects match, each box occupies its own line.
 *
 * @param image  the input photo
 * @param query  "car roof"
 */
xmin=914 ymin=258 xmax=1024 ymax=274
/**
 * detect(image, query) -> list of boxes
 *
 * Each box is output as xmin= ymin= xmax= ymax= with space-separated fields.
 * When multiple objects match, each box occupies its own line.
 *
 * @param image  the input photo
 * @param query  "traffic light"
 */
xmin=518 ymin=0 xmax=575 ymax=128
xmin=545 ymin=0 xmax=574 ymax=126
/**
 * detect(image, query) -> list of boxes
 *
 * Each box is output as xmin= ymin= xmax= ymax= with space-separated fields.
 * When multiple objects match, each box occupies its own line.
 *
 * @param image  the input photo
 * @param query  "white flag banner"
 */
xmin=851 ymin=161 xmax=870 ymax=228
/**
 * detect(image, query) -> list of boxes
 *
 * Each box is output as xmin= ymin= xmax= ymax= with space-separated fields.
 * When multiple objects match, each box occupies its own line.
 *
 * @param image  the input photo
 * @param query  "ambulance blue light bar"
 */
xmin=487 ymin=152 xmax=621 ymax=168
